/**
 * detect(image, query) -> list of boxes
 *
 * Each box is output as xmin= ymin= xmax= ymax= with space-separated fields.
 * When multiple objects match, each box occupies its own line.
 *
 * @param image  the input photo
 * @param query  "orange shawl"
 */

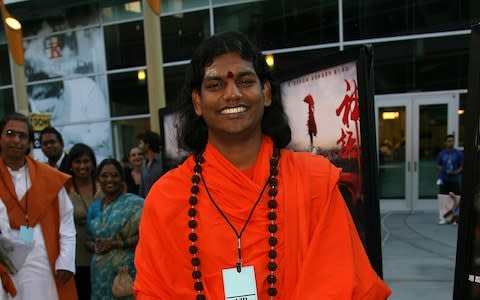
xmin=0 ymin=156 xmax=77 ymax=300
xmin=134 ymin=136 xmax=390 ymax=299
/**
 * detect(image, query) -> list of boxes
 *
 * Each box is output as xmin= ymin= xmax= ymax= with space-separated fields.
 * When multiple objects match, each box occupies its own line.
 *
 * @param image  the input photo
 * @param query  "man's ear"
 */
xmin=192 ymin=90 xmax=202 ymax=116
xmin=263 ymin=81 xmax=272 ymax=107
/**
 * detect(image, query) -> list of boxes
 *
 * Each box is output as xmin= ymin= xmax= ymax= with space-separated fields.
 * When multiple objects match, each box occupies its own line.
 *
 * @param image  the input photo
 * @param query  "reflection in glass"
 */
xmin=104 ymin=20 xmax=146 ymax=70
xmin=378 ymin=106 xmax=406 ymax=199
xmin=418 ymin=104 xmax=448 ymax=199
xmin=161 ymin=10 xmax=209 ymax=62
xmin=10 ymin=2 xmax=100 ymax=38
xmin=108 ymin=70 xmax=149 ymax=117
xmin=0 ymin=88 xmax=14 ymax=119
xmin=213 ymin=0 xmax=338 ymax=50
xmin=373 ymin=36 xmax=469 ymax=94
xmin=112 ymin=118 xmax=150 ymax=162
xmin=0 ymin=44 xmax=11 ymax=86
xmin=161 ymin=0 xmax=208 ymax=14
xmin=101 ymin=0 xmax=143 ymax=24
xmin=343 ymin=0 xmax=478 ymax=41
xmin=164 ymin=64 xmax=188 ymax=107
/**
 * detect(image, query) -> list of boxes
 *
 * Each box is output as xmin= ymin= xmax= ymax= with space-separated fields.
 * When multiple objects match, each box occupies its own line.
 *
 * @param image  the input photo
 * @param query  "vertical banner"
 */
xmin=159 ymin=107 xmax=190 ymax=171
xmin=454 ymin=24 xmax=480 ymax=300
xmin=279 ymin=47 xmax=383 ymax=275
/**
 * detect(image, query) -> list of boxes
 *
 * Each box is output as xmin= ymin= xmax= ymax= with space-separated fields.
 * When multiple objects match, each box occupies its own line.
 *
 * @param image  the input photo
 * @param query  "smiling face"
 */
xmin=71 ymin=153 xmax=94 ymax=180
xmin=98 ymin=163 xmax=124 ymax=196
xmin=128 ymin=147 xmax=144 ymax=168
xmin=0 ymin=120 xmax=30 ymax=168
xmin=192 ymin=52 xmax=272 ymax=146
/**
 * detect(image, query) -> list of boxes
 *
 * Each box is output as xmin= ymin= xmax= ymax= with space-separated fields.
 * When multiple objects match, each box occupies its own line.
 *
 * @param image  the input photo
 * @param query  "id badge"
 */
xmin=222 ymin=265 xmax=258 ymax=300
xmin=19 ymin=225 xmax=34 ymax=244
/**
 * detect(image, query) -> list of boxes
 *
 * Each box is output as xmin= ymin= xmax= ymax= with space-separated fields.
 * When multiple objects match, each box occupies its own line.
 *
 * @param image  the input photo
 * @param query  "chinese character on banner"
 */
xmin=336 ymin=79 xmax=360 ymax=159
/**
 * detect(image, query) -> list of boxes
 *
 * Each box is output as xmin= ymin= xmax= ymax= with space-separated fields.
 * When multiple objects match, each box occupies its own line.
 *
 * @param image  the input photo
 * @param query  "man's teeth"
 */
xmin=221 ymin=107 xmax=246 ymax=114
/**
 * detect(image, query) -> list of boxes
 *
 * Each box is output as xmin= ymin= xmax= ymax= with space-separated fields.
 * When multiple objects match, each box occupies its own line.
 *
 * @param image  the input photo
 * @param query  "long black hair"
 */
xmin=177 ymin=31 xmax=291 ymax=153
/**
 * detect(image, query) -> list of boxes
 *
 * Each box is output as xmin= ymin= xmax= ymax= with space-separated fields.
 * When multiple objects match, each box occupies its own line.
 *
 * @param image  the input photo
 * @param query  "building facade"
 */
xmin=1 ymin=0 xmax=479 ymax=210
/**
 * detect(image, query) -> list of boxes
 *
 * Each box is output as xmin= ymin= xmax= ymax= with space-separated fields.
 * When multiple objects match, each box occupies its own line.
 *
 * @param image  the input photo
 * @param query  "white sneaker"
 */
xmin=438 ymin=219 xmax=448 ymax=225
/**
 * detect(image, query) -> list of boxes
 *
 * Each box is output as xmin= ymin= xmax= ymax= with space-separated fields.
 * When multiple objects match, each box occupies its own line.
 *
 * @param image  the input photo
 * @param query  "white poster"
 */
xmin=281 ymin=61 xmax=359 ymax=155
xmin=24 ymin=24 xmax=111 ymax=162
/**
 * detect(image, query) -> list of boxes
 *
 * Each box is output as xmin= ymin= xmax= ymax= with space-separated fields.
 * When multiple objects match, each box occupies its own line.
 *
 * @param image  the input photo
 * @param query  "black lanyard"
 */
xmin=200 ymin=171 xmax=270 ymax=273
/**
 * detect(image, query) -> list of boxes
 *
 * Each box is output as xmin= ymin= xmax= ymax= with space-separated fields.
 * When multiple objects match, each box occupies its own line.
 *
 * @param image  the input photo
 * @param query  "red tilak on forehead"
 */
xmin=227 ymin=71 xmax=234 ymax=78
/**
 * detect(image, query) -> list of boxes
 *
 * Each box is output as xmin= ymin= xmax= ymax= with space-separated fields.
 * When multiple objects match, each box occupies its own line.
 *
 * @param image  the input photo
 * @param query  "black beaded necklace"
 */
xmin=188 ymin=148 xmax=280 ymax=300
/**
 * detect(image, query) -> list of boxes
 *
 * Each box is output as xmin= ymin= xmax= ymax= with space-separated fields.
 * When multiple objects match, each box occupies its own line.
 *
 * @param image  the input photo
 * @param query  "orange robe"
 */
xmin=0 ymin=156 xmax=77 ymax=300
xmin=134 ymin=136 xmax=391 ymax=299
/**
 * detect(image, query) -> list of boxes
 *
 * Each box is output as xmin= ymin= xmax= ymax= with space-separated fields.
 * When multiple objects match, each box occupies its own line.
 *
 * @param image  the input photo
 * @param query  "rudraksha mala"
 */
xmin=188 ymin=148 xmax=280 ymax=299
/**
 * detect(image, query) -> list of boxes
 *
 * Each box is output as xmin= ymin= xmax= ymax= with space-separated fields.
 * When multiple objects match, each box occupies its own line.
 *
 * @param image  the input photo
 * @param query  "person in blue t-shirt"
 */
xmin=436 ymin=134 xmax=463 ymax=224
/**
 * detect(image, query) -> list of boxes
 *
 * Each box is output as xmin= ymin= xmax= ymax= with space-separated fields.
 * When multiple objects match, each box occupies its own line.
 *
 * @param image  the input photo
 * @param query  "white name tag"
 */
xmin=222 ymin=265 xmax=258 ymax=300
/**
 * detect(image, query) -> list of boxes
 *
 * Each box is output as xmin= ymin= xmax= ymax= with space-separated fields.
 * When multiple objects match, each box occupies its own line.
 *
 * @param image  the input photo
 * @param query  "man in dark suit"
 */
xmin=40 ymin=126 xmax=69 ymax=173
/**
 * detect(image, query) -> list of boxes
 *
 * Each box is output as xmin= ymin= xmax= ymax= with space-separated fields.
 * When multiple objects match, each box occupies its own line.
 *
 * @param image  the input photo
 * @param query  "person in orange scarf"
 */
xmin=134 ymin=31 xmax=391 ymax=300
xmin=0 ymin=113 xmax=77 ymax=300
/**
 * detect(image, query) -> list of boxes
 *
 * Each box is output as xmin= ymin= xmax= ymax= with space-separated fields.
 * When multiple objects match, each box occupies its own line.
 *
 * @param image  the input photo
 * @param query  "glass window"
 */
xmin=164 ymin=64 xmax=187 ymax=107
xmin=214 ymin=0 xmax=338 ymax=50
xmin=161 ymin=10 xmax=210 ymax=62
xmin=108 ymin=70 xmax=149 ymax=116
xmin=9 ymin=2 xmax=100 ymax=38
xmin=0 ymin=26 xmax=6 ymax=44
xmin=372 ymin=35 xmax=469 ymax=94
xmin=0 ymin=44 xmax=11 ymax=86
xmin=0 ymin=88 xmax=14 ymax=119
xmin=112 ymin=118 xmax=150 ymax=162
xmin=104 ymin=21 xmax=146 ymax=70
xmin=343 ymin=0 xmax=479 ymax=41
xmin=24 ymin=27 xmax=106 ymax=81
xmin=101 ymin=0 xmax=143 ymax=24
xmin=161 ymin=0 xmax=209 ymax=14
xmin=267 ymin=47 xmax=340 ymax=83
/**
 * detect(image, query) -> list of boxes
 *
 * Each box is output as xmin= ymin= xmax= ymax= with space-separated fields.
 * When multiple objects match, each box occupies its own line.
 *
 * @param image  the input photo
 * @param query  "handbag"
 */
xmin=112 ymin=265 xmax=134 ymax=297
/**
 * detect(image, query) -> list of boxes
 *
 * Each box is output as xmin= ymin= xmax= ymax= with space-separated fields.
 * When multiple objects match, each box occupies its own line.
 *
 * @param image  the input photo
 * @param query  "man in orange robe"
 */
xmin=0 ymin=113 xmax=77 ymax=300
xmin=134 ymin=31 xmax=391 ymax=299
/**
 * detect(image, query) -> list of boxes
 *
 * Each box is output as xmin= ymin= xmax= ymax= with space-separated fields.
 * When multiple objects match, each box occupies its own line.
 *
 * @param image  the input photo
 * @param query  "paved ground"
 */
xmin=381 ymin=211 xmax=459 ymax=300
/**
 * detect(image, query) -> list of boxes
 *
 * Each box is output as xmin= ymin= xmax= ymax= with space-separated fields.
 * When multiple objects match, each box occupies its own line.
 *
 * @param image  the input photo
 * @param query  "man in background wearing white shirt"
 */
xmin=0 ymin=112 xmax=77 ymax=300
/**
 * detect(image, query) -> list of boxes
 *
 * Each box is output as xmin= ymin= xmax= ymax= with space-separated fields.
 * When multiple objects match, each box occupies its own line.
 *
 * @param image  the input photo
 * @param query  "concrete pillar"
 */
xmin=142 ymin=0 xmax=165 ymax=134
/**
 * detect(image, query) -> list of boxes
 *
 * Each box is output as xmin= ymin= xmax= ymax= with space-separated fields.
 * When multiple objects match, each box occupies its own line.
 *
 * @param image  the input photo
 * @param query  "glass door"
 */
xmin=376 ymin=93 xmax=458 ymax=211
xmin=413 ymin=94 xmax=458 ymax=210
xmin=376 ymin=97 xmax=412 ymax=210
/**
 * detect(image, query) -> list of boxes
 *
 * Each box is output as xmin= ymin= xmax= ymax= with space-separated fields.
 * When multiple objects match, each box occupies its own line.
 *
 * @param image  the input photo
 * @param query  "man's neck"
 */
xmin=209 ymin=133 xmax=263 ymax=170
xmin=144 ymin=151 xmax=158 ymax=162
xmin=48 ymin=156 xmax=60 ymax=167
xmin=2 ymin=156 xmax=26 ymax=171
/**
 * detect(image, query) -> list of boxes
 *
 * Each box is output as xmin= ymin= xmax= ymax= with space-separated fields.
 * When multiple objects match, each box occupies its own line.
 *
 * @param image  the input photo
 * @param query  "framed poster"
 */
xmin=159 ymin=106 xmax=190 ymax=172
xmin=453 ymin=24 xmax=480 ymax=300
xmin=279 ymin=46 xmax=383 ymax=276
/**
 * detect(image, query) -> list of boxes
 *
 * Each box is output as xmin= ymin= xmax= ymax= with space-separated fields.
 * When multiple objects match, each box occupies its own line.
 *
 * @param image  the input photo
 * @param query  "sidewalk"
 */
xmin=381 ymin=211 xmax=459 ymax=300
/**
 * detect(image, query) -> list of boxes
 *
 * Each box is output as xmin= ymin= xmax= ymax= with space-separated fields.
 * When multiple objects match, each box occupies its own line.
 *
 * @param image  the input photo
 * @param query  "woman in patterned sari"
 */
xmin=86 ymin=158 xmax=144 ymax=300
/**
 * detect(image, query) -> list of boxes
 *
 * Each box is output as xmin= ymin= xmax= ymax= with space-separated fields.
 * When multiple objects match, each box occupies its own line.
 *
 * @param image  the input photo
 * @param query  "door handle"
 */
xmin=414 ymin=161 xmax=417 ymax=172
xmin=407 ymin=161 xmax=410 ymax=172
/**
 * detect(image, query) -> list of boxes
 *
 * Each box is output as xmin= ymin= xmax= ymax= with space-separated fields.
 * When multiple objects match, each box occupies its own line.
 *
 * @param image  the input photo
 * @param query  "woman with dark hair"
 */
xmin=86 ymin=158 xmax=143 ymax=300
xmin=66 ymin=143 xmax=102 ymax=300
xmin=134 ymin=31 xmax=390 ymax=299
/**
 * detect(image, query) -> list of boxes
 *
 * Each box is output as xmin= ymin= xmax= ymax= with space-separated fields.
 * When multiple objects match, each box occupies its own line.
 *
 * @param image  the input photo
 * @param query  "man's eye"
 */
xmin=237 ymin=79 xmax=255 ymax=87
xmin=205 ymin=81 xmax=223 ymax=90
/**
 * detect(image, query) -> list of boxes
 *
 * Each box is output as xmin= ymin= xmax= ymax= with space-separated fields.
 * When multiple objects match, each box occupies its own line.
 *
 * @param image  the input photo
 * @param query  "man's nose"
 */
xmin=224 ymin=81 xmax=241 ymax=100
